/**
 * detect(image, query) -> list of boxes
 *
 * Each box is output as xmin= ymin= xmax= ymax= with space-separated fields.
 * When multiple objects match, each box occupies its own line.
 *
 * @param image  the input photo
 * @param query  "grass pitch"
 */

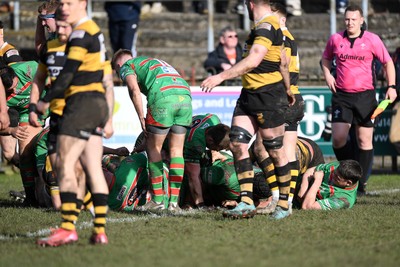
xmin=1 ymin=171 xmax=400 ymax=267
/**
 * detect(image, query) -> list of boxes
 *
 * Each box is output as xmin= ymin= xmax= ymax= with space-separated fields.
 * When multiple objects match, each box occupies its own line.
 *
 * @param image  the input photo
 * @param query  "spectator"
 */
xmin=0 ymin=1 xmax=12 ymax=13
xmin=286 ymin=0 xmax=302 ymax=16
xmin=105 ymin=1 xmax=141 ymax=56
xmin=192 ymin=0 xmax=208 ymax=14
xmin=321 ymin=5 xmax=396 ymax=195
xmin=141 ymin=1 xmax=163 ymax=14
xmin=337 ymin=0 xmax=348 ymax=14
xmin=203 ymin=25 xmax=243 ymax=81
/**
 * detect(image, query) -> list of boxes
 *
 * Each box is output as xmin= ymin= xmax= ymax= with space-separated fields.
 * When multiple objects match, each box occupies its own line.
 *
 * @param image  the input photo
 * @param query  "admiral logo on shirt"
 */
xmin=338 ymin=53 xmax=365 ymax=61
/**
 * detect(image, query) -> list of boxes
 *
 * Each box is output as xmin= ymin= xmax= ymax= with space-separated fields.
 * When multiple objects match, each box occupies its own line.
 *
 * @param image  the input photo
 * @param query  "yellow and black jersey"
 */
xmin=0 ymin=41 xmax=22 ymax=65
xmin=65 ymin=18 xmax=106 ymax=97
xmin=282 ymin=28 xmax=300 ymax=95
xmin=296 ymin=137 xmax=325 ymax=174
xmin=39 ymin=39 xmax=67 ymax=116
xmin=242 ymin=14 xmax=284 ymax=90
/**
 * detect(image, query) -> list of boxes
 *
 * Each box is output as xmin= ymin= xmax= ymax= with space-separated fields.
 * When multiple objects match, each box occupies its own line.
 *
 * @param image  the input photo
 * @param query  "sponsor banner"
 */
xmin=104 ymin=86 xmax=396 ymax=156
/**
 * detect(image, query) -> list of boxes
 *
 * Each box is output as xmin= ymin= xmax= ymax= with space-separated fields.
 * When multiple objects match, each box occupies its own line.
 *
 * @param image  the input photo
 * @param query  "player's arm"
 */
xmin=29 ymin=64 xmax=48 ymax=126
xmin=297 ymin=167 xmax=316 ymax=200
xmin=201 ymin=43 xmax=267 ymax=92
xmin=321 ymin=57 xmax=337 ymax=93
xmin=301 ymin=170 xmax=323 ymax=210
xmin=185 ymin=162 xmax=204 ymax=206
xmin=279 ymin=46 xmax=295 ymax=105
xmin=0 ymin=125 xmax=29 ymax=140
xmin=211 ymin=150 xmax=227 ymax=163
xmin=41 ymin=59 xmax=81 ymax=103
xmin=0 ymin=78 xmax=10 ymax=130
xmin=103 ymin=146 xmax=129 ymax=156
xmin=125 ymin=73 xmax=146 ymax=132
xmin=103 ymin=61 xmax=114 ymax=139
xmin=35 ymin=15 xmax=46 ymax=55
xmin=383 ymin=60 xmax=397 ymax=102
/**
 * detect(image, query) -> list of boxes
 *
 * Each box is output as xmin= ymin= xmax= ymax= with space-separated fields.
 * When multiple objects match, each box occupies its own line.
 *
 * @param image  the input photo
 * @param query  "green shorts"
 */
xmin=34 ymin=128 xmax=50 ymax=171
xmin=146 ymin=95 xmax=192 ymax=128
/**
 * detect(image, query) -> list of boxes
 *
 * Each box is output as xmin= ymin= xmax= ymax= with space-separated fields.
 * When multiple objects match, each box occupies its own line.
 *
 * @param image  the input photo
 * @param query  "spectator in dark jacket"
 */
xmin=105 ymin=1 xmax=141 ymax=56
xmin=204 ymin=26 xmax=243 ymax=78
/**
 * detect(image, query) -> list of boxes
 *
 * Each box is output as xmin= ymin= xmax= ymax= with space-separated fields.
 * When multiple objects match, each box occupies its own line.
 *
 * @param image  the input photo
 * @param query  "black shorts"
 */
xmin=233 ymin=82 xmax=288 ymax=129
xmin=59 ymin=92 xmax=109 ymax=140
xmin=331 ymin=89 xmax=377 ymax=127
xmin=285 ymin=94 xmax=304 ymax=131
xmin=47 ymin=113 xmax=62 ymax=155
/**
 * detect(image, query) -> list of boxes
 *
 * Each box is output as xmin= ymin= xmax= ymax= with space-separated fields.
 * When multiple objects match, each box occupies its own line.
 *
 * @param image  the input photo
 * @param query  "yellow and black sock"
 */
xmin=288 ymin=160 xmax=299 ymax=204
xmin=92 ymin=193 xmax=108 ymax=234
xmin=236 ymin=158 xmax=254 ymax=206
xmin=83 ymin=190 xmax=95 ymax=217
xmin=60 ymin=192 xmax=78 ymax=231
xmin=259 ymin=157 xmax=279 ymax=200
xmin=275 ymin=164 xmax=291 ymax=210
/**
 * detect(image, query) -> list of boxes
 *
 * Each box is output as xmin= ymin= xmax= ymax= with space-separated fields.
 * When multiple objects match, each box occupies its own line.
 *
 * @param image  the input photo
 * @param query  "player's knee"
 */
xmin=263 ymin=136 xmax=284 ymax=150
xmin=229 ymin=126 xmax=252 ymax=144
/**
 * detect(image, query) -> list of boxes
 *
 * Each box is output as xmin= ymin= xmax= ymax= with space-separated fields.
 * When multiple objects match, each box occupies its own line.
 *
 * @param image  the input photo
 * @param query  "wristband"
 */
xmin=28 ymin=103 xmax=37 ymax=113
xmin=388 ymin=85 xmax=396 ymax=89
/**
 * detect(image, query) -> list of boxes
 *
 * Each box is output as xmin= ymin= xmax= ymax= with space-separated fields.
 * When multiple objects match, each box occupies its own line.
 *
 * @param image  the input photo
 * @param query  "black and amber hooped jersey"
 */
xmin=282 ymin=28 xmax=300 ymax=95
xmin=0 ymin=42 xmax=22 ymax=65
xmin=39 ymin=39 xmax=67 ymax=116
xmin=64 ymin=18 xmax=106 ymax=98
xmin=242 ymin=14 xmax=284 ymax=90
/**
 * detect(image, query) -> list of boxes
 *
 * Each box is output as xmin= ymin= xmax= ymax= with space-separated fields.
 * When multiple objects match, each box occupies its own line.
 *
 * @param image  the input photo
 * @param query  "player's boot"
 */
xmin=90 ymin=232 xmax=108 ymax=245
xmin=37 ymin=228 xmax=78 ymax=247
xmin=256 ymin=199 xmax=278 ymax=214
xmin=9 ymin=190 xmax=26 ymax=203
xmin=168 ymin=202 xmax=182 ymax=213
xmin=222 ymin=202 xmax=256 ymax=219
xmin=270 ymin=206 xmax=291 ymax=220
xmin=137 ymin=200 xmax=164 ymax=211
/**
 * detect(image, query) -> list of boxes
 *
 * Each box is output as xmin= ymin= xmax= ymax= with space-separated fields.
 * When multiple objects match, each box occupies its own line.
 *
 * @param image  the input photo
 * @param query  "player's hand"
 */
xmin=287 ymin=90 xmax=296 ymax=106
xmin=29 ymin=111 xmax=42 ymax=127
xmin=386 ymin=86 xmax=398 ymax=103
xmin=0 ymin=111 xmax=10 ymax=130
xmin=211 ymin=150 xmax=227 ymax=163
xmin=114 ymin=147 xmax=129 ymax=156
xmin=11 ymin=126 xmax=29 ymax=140
xmin=36 ymin=100 xmax=49 ymax=115
xmin=200 ymin=74 xmax=224 ymax=93
xmin=325 ymin=74 xmax=337 ymax=93
xmin=103 ymin=120 xmax=114 ymax=139
xmin=139 ymin=117 xmax=146 ymax=134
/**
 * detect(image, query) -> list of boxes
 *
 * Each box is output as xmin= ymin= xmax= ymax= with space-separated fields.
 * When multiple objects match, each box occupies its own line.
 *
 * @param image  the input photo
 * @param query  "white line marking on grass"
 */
xmin=0 ymin=214 xmax=163 ymax=241
xmin=366 ymin=188 xmax=400 ymax=195
xmin=0 ymin=209 xmax=204 ymax=241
